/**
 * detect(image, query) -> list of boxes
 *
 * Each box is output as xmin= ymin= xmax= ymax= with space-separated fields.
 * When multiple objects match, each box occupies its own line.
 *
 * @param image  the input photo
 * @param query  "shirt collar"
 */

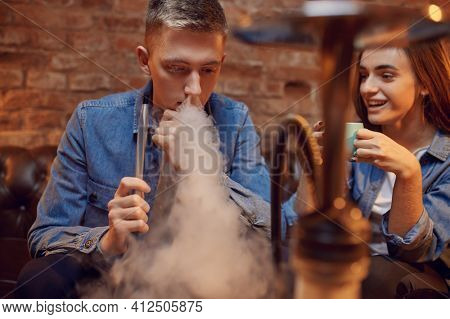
xmin=427 ymin=130 xmax=449 ymax=161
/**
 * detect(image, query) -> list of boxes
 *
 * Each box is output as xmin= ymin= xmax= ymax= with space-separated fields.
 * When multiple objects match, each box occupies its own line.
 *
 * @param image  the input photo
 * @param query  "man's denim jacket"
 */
xmin=28 ymin=82 xmax=297 ymax=258
xmin=349 ymin=130 xmax=449 ymax=266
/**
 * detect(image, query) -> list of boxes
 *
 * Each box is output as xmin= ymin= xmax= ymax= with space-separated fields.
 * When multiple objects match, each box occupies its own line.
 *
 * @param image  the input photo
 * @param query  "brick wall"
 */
xmin=0 ymin=0 xmax=447 ymax=150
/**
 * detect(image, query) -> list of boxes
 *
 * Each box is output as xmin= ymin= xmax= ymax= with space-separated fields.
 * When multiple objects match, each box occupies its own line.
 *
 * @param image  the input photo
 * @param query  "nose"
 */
xmin=184 ymin=71 xmax=201 ymax=97
xmin=360 ymin=75 xmax=379 ymax=96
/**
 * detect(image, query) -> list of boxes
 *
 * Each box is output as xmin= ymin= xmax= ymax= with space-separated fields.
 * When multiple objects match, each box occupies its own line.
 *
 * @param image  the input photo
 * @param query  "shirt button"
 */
xmin=84 ymin=239 xmax=93 ymax=249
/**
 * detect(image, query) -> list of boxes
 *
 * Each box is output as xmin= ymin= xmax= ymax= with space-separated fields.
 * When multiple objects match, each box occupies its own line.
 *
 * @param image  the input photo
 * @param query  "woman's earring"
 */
xmin=420 ymin=91 xmax=429 ymax=108
xmin=420 ymin=89 xmax=429 ymax=97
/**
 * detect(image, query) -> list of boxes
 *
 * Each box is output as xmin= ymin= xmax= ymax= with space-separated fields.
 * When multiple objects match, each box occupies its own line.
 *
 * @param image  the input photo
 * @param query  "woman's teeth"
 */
xmin=368 ymin=100 xmax=387 ymax=107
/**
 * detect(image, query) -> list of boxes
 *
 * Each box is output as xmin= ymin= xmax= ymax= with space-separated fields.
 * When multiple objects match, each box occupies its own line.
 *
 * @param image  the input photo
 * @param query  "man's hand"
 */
xmin=100 ymin=177 xmax=151 ymax=257
xmin=152 ymin=109 xmax=183 ymax=170
xmin=353 ymin=128 xmax=421 ymax=179
xmin=152 ymin=96 xmax=204 ymax=171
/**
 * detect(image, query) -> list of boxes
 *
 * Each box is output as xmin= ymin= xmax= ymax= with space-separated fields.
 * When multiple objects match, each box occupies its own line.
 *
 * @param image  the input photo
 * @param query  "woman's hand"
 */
xmin=312 ymin=121 xmax=324 ymax=154
xmin=353 ymin=128 xmax=421 ymax=179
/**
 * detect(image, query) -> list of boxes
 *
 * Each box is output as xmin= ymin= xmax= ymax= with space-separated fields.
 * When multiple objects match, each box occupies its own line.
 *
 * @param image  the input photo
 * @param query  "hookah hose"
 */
xmin=270 ymin=114 xmax=323 ymax=268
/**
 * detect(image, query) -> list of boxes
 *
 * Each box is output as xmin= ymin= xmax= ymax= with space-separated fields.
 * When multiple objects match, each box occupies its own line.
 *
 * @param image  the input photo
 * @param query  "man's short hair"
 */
xmin=145 ymin=0 xmax=228 ymax=39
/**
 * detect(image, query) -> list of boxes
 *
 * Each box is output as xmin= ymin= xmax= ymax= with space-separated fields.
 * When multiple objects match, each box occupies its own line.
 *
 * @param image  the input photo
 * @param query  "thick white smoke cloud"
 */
xmin=85 ymin=105 xmax=274 ymax=298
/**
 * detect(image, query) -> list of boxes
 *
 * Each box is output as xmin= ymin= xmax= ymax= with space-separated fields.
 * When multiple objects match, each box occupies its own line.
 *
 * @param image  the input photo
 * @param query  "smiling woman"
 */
xmin=348 ymin=40 xmax=450 ymax=298
xmin=358 ymin=49 xmax=420 ymax=128
xmin=354 ymin=41 xmax=450 ymax=134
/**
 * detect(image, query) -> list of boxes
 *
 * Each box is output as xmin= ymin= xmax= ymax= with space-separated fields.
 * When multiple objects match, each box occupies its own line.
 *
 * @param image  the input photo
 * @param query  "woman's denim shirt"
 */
xmin=349 ymin=130 xmax=449 ymax=266
xmin=28 ymin=82 xmax=297 ymax=258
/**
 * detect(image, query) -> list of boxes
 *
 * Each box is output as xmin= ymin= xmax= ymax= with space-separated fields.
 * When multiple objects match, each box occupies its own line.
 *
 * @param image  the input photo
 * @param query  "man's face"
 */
xmin=146 ymin=26 xmax=225 ymax=110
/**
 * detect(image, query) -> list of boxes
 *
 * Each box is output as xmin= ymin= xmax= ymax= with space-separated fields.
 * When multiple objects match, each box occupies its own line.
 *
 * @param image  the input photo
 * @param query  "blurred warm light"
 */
xmin=350 ymin=262 xmax=363 ymax=274
xmin=428 ymin=4 xmax=442 ymax=22
xmin=350 ymin=208 xmax=362 ymax=221
xmin=239 ymin=14 xmax=252 ymax=28
xmin=333 ymin=197 xmax=346 ymax=210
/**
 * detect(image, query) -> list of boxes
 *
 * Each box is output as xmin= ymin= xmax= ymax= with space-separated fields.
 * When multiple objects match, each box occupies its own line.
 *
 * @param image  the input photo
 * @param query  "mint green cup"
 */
xmin=345 ymin=122 xmax=364 ymax=156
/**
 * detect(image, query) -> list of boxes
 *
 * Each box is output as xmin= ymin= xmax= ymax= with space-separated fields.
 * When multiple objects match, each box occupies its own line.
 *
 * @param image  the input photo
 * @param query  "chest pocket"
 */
xmin=84 ymin=178 xmax=116 ymax=227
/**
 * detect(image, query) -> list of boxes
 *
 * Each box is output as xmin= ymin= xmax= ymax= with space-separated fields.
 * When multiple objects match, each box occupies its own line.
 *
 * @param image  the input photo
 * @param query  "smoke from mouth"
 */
xmin=84 ymin=105 xmax=274 ymax=298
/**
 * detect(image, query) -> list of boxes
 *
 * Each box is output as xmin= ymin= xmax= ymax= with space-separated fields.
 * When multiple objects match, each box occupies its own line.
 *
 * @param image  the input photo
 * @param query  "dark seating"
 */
xmin=0 ymin=145 xmax=56 ymax=298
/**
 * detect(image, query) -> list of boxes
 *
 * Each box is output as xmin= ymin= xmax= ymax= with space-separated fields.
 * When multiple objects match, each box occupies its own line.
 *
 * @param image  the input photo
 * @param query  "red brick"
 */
xmin=0 ymin=90 xmax=41 ymax=110
xmin=272 ymin=49 xmax=320 ymax=69
xmin=95 ymin=53 xmax=141 ymax=75
xmin=221 ymin=61 xmax=263 ymax=77
xmin=11 ymin=4 xmax=93 ymax=30
xmin=0 ymin=90 xmax=85 ymax=114
xmin=284 ymin=81 xmax=312 ymax=96
xmin=0 ymin=26 xmax=29 ymax=45
xmin=270 ymin=66 xmax=321 ymax=83
xmin=26 ymin=70 xmax=66 ymax=90
xmin=0 ymin=26 xmax=66 ymax=50
xmin=0 ymin=69 xmax=23 ymax=88
xmin=0 ymin=52 xmax=50 ymax=70
xmin=51 ymin=52 xmax=114 ymax=74
xmin=249 ymin=98 xmax=288 ymax=117
xmin=24 ymin=109 xmax=67 ymax=130
xmin=222 ymin=77 xmax=251 ymax=97
xmin=99 ymin=16 xmax=144 ymax=32
xmin=30 ymin=28 xmax=67 ymax=50
xmin=0 ymin=7 xmax=13 ymax=25
xmin=0 ymin=110 xmax=23 ymax=130
xmin=35 ymin=0 xmax=115 ymax=10
xmin=33 ymin=0 xmax=75 ymax=7
xmin=111 ymin=74 xmax=148 ymax=91
xmin=114 ymin=33 xmax=142 ymax=52
xmin=127 ymin=76 xmax=147 ymax=89
xmin=116 ymin=0 xmax=148 ymax=14
xmin=62 ymin=12 xmax=94 ymax=30
xmin=68 ymin=31 xmax=110 ymax=52
xmin=250 ymin=80 xmax=285 ymax=98
xmin=225 ymin=40 xmax=264 ymax=63
xmin=0 ymin=130 xmax=63 ymax=148
xmin=50 ymin=52 xmax=89 ymax=71
xmin=80 ymin=0 xmax=114 ymax=10
xmin=69 ymin=73 xmax=110 ymax=91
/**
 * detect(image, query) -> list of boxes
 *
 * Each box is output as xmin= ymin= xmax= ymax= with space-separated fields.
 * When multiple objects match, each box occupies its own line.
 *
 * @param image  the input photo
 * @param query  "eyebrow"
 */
xmin=162 ymin=59 xmax=221 ymax=66
xmin=360 ymin=64 xmax=399 ymax=71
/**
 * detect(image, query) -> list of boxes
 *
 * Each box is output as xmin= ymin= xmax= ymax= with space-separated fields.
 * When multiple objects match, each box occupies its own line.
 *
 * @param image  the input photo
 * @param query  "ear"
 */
xmin=136 ymin=45 xmax=151 ymax=76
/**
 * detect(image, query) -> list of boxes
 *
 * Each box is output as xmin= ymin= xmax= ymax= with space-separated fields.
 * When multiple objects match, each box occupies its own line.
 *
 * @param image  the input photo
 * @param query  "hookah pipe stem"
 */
xmin=134 ymin=94 xmax=150 ymax=198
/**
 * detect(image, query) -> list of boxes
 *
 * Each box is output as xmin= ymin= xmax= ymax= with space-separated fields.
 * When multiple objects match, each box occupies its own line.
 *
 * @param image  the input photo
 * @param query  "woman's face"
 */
xmin=359 ymin=48 xmax=423 ymax=127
